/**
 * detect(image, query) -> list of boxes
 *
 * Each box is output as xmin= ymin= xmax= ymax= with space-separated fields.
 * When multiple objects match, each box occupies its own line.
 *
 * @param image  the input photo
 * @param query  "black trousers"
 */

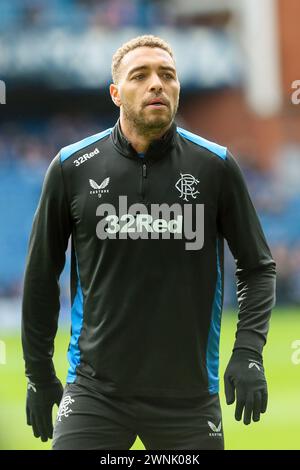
xmin=52 ymin=382 xmax=224 ymax=450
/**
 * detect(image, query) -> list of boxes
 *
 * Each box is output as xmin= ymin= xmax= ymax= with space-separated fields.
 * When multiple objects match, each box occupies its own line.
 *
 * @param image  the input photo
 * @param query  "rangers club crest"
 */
xmin=57 ymin=395 xmax=75 ymax=421
xmin=175 ymin=173 xmax=200 ymax=202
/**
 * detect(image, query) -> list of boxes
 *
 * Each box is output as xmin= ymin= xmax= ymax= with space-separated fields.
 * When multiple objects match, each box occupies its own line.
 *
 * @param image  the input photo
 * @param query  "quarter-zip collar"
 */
xmin=111 ymin=117 xmax=177 ymax=163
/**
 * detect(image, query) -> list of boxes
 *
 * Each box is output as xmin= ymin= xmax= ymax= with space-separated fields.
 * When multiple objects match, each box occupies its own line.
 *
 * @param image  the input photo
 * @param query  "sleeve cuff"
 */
xmin=233 ymin=330 xmax=266 ymax=355
xmin=25 ymin=360 xmax=57 ymax=385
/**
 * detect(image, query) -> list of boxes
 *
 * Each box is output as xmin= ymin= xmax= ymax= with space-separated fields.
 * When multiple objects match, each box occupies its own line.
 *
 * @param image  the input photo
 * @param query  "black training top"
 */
xmin=21 ymin=118 xmax=276 ymax=398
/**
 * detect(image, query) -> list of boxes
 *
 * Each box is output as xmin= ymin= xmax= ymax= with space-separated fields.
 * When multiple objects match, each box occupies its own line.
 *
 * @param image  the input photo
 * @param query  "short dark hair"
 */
xmin=111 ymin=34 xmax=175 ymax=84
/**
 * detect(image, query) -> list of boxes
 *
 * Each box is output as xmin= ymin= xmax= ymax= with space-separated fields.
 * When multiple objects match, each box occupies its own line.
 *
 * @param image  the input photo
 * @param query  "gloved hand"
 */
xmin=224 ymin=349 xmax=268 ymax=425
xmin=26 ymin=378 xmax=63 ymax=441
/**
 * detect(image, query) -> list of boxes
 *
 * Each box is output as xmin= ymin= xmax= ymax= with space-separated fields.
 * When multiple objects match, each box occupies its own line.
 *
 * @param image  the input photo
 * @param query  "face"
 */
xmin=110 ymin=47 xmax=180 ymax=133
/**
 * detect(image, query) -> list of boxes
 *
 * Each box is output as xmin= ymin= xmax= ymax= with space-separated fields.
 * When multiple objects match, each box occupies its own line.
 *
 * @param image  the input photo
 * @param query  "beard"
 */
xmin=121 ymin=97 xmax=179 ymax=135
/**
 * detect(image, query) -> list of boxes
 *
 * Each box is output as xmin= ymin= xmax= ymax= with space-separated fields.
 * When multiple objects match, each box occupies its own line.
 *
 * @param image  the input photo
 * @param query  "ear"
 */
xmin=110 ymin=83 xmax=121 ymax=107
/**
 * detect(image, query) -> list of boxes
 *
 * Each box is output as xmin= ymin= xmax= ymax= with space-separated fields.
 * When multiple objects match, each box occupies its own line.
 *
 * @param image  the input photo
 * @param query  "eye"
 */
xmin=133 ymin=74 xmax=145 ymax=80
xmin=163 ymin=73 xmax=174 ymax=80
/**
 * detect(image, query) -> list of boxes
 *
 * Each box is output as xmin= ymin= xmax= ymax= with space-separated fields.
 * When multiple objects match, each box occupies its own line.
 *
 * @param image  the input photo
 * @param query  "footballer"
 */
xmin=22 ymin=35 xmax=276 ymax=450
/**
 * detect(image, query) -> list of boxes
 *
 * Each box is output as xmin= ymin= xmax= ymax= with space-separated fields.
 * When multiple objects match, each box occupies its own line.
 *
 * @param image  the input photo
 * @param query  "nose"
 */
xmin=149 ymin=73 xmax=163 ymax=93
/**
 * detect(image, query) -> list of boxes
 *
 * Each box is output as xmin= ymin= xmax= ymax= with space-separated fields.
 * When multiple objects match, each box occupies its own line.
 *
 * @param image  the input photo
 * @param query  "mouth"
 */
xmin=145 ymin=98 xmax=168 ymax=108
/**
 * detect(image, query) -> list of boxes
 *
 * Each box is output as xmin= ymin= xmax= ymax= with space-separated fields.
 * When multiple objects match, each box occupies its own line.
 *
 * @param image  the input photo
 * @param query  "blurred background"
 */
xmin=0 ymin=0 xmax=299 ymax=450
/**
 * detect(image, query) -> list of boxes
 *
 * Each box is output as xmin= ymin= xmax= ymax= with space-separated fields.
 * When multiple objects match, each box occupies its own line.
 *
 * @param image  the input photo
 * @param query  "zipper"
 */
xmin=140 ymin=162 xmax=147 ymax=200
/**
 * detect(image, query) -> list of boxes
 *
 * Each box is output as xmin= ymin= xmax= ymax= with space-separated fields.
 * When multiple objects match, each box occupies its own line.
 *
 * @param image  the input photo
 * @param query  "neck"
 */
xmin=119 ymin=114 xmax=172 ymax=153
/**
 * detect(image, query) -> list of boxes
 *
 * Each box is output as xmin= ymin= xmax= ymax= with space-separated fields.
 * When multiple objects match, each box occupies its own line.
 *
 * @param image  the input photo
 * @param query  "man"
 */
xmin=22 ymin=35 xmax=276 ymax=450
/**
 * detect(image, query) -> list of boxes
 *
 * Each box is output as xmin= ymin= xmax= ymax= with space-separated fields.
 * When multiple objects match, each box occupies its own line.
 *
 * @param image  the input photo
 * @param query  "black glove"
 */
xmin=26 ymin=378 xmax=63 ymax=442
xmin=224 ymin=349 xmax=268 ymax=425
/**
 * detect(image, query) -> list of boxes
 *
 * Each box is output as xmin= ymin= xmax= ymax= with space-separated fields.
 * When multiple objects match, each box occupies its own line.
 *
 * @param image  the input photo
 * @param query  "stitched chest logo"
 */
xmin=175 ymin=173 xmax=200 ymax=202
xmin=89 ymin=177 xmax=110 ymax=198
xmin=73 ymin=147 xmax=99 ymax=166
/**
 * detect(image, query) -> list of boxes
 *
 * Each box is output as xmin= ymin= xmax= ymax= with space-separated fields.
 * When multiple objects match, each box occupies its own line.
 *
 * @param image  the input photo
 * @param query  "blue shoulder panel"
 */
xmin=60 ymin=127 xmax=113 ymax=163
xmin=177 ymin=127 xmax=227 ymax=160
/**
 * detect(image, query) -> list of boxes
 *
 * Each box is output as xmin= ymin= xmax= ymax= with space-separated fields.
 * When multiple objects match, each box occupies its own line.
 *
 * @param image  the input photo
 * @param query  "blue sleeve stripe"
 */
xmin=60 ymin=127 xmax=113 ymax=163
xmin=206 ymin=236 xmax=223 ymax=394
xmin=177 ymin=127 xmax=227 ymax=160
xmin=66 ymin=254 xmax=84 ymax=383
